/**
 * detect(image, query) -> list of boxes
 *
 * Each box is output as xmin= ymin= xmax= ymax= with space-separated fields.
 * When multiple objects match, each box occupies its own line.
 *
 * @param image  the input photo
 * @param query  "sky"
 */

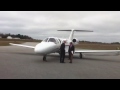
xmin=0 ymin=11 xmax=120 ymax=43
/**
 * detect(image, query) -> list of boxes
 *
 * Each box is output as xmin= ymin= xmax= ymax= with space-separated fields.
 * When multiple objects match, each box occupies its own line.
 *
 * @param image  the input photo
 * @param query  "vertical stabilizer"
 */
xmin=68 ymin=29 xmax=75 ymax=40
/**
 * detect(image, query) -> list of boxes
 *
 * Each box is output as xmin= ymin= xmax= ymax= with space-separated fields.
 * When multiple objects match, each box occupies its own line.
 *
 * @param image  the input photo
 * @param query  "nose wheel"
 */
xmin=79 ymin=53 xmax=83 ymax=59
xmin=43 ymin=55 xmax=47 ymax=61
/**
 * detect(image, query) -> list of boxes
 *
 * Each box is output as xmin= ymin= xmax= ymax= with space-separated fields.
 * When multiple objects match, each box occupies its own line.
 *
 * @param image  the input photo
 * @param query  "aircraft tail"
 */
xmin=57 ymin=29 xmax=93 ymax=41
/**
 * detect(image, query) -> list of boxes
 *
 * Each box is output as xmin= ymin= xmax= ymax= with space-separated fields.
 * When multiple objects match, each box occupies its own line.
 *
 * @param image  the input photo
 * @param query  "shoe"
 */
xmin=69 ymin=62 xmax=72 ymax=63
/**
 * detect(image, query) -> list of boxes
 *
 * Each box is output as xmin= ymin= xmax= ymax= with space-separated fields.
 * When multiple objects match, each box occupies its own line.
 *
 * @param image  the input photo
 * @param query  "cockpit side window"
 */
xmin=58 ymin=39 xmax=61 ymax=44
xmin=55 ymin=39 xmax=60 ymax=44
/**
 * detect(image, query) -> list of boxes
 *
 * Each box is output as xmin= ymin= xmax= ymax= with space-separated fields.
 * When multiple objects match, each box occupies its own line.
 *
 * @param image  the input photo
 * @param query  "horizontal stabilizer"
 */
xmin=57 ymin=30 xmax=93 ymax=32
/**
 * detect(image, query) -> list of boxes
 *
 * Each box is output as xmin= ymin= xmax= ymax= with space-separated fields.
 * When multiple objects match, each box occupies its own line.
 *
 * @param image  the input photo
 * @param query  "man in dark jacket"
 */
xmin=68 ymin=42 xmax=75 ymax=63
xmin=60 ymin=41 xmax=66 ymax=63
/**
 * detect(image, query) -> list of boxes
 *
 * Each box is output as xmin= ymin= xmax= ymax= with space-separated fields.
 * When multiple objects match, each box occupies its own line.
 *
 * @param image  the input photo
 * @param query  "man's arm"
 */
xmin=60 ymin=44 xmax=62 ymax=50
xmin=73 ymin=45 xmax=75 ymax=54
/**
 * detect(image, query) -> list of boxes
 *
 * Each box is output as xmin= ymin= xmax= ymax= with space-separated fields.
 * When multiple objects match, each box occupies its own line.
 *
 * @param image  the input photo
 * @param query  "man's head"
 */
xmin=63 ymin=40 xmax=66 ymax=44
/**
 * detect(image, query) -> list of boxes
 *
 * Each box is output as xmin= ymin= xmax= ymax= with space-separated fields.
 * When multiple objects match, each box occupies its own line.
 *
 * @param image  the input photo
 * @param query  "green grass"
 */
xmin=1 ymin=39 xmax=120 ymax=50
xmin=75 ymin=43 xmax=120 ymax=50
xmin=0 ymin=39 xmax=41 ymax=46
xmin=0 ymin=41 xmax=25 ymax=46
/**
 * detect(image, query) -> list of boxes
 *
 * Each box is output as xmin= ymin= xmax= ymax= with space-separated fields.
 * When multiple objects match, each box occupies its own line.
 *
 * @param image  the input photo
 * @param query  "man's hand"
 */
xmin=71 ymin=51 xmax=74 ymax=54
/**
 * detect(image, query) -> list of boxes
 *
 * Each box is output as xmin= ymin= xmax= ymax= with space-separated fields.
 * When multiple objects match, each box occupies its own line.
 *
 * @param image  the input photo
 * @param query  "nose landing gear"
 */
xmin=79 ymin=53 xmax=83 ymax=59
xmin=43 ymin=55 xmax=47 ymax=61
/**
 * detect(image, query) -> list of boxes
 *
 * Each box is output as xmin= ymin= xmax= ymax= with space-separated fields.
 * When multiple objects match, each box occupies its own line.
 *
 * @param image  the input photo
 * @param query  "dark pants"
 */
xmin=68 ymin=52 xmax=71 ymax=60
xmin=60 ymin=51 xmax=65 ymax=63
xmin=69 ymin=52 xmax=73 ymax=63
xmin=70 ymin=53 xmax=73 ymax=63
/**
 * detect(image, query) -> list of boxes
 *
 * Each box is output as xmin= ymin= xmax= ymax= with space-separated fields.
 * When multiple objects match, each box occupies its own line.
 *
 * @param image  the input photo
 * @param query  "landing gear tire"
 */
xmin=58 ymin=50 xmax=61 ymax=56
xmin=43 ymin=55 xmax=47 ymax=61
xmin=79 ymin=53 xmax=83 ymax=59
xmin=59 ymin=52 xmax=61 ymax=56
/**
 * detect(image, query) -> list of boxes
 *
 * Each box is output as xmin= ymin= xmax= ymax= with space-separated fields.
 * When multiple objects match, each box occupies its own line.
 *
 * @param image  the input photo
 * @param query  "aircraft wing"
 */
xmin=65 ymin=46 xmax=120 ymax=53
xmin=9 ymin=43 xmax=35 ymax=49
xmin=74 ymin=49 xmax=120 ymax=53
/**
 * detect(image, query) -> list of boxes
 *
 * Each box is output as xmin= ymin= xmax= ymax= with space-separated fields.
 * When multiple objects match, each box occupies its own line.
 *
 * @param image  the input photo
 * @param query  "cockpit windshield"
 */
xmin=48 ymin=38 xmax=56 ymax=43
xmin=43 ymin=38 xmax=60 ymax=44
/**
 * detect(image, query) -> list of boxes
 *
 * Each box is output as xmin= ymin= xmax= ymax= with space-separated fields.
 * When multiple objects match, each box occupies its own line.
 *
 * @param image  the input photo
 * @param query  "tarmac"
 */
xmin=0 ymin=42 xmax=120 ymax=79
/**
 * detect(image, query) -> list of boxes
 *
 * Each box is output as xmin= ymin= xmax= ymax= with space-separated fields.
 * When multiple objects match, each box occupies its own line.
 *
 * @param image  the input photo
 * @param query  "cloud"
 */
xmin=0 ymin=11 xmax=120 ymax=43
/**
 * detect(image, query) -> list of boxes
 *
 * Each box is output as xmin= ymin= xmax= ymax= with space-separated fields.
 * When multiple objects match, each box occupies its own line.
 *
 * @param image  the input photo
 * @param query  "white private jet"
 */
xmin=9 ymin=29 xmax=120 ymax=61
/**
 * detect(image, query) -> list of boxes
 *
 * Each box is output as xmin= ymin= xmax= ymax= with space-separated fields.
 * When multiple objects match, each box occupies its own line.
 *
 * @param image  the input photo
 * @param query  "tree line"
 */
xmin=79 ymin=40 xmax=120 ymax=44
xmin=0 ymin=33 xmax=33 ymax=39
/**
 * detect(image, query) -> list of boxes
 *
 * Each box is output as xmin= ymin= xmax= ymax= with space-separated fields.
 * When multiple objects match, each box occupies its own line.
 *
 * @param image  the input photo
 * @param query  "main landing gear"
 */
xmin=79 ymin=53 xmax=83 ymax=59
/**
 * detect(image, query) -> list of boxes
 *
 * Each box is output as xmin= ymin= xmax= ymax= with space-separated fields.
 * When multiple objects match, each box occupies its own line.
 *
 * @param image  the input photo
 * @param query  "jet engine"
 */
xmin=72 ymin=38 xmax=79 ymax=45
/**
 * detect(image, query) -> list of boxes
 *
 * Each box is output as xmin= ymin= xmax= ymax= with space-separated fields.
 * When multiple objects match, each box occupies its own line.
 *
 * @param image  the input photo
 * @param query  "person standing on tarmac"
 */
xmin=68 ymin=42 xmax=75 ymax=63
xmin=60 ymin=41 xmax=66 ymax=63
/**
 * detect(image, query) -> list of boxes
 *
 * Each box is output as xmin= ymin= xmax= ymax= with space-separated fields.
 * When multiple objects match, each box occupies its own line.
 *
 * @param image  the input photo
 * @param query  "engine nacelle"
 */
xmin=72 ymin=38 xmax=79 ymax=45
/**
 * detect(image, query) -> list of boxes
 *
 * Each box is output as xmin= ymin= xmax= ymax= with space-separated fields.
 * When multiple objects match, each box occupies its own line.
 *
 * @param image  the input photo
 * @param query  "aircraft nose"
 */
xmin=34 ymin=42 xmax=56 ymax=54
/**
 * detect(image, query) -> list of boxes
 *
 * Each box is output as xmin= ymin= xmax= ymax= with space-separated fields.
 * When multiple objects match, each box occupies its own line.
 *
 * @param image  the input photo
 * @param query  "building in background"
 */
xmin=13 ymin=37 xmax=20 ymax=39
xmin=7 ymin=36 xmax=12 ymax=39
